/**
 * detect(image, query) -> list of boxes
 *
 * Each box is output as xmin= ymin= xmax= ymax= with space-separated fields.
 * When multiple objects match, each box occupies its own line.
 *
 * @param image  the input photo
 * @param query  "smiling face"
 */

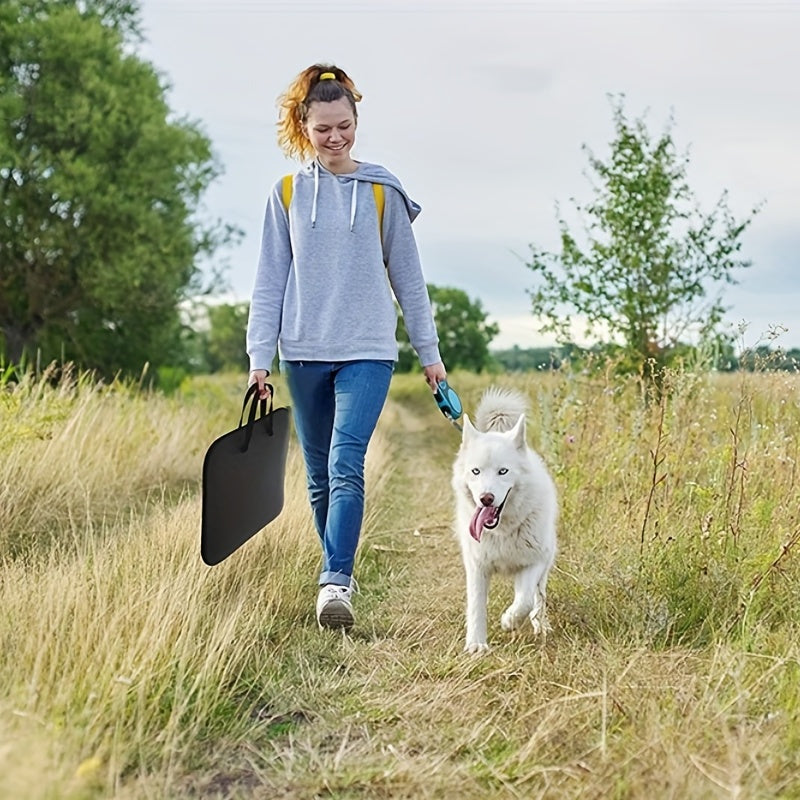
xmin=303 ymin=98 xmax=357 ymax=173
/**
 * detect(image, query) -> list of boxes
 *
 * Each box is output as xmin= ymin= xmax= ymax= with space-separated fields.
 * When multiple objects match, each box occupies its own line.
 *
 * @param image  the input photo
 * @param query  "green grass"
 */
xmin=1 ymin=365 xmax=799 ymax=798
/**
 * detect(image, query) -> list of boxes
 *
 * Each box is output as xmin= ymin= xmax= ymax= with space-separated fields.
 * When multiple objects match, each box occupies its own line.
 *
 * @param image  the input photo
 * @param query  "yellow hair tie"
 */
xmin=319 ymin=72 xmax=336 ymax=80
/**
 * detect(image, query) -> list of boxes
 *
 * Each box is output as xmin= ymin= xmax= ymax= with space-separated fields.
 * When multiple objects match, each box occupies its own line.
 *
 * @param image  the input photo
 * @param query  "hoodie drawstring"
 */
xmin=310 ymin=161 xmax=360 ymax=232
xmin=311 ymin=160 xmax=319 ymax=228
xmin=349 ymin=179 xmax=358 ymax=232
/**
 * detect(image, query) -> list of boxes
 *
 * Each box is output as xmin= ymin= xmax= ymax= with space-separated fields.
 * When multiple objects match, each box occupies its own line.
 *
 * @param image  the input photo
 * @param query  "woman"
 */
xmin=246 ymin=63 xmax=446 ymax=630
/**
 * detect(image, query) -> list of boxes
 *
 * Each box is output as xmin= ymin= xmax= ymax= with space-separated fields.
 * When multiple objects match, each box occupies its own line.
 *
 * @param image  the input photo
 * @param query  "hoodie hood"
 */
xmin=301 ymin=160 xmax=421 ymax=228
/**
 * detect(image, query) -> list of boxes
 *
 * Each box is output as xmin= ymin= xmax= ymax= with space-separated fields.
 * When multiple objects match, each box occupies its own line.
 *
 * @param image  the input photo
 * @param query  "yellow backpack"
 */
xmin=281 ymin=174 xmax=385 ymax=245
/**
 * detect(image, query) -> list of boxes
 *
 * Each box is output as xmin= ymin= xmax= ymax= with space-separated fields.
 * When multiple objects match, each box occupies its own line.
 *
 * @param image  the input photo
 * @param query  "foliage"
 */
xmin=739 ymin=345 xmax=800 ymax=372
xmin=396 ymin=284 xmax=499 ymax=373
xmin=201 ymin=301 xmax=250 ymax=374
xmin=491 ymin=344 xmax=582 ymax=372
xmin=526 ymin=95 xmax=758 ymax=376
xmin=9 ymin=0 xmax=144 ymax=38
xmin=492 ymin=338 xmax=742 ymax=374
xmin=0 ymin=0 xmax=238 ymax=376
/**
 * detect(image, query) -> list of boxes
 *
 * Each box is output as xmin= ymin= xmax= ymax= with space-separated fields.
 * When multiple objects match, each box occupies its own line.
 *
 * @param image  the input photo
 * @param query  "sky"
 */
xmin=136 ymin=0 xmax=800 ymax=351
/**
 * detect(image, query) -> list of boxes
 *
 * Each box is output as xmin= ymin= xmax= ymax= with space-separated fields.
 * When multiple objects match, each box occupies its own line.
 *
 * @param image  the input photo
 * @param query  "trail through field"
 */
xmin=364 ymin=395 xmax=468 ymax=649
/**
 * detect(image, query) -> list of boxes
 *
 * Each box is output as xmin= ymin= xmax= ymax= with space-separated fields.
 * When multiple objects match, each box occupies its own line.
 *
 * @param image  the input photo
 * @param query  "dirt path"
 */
xmin=362 ymin=395 xmax=469 ymax=649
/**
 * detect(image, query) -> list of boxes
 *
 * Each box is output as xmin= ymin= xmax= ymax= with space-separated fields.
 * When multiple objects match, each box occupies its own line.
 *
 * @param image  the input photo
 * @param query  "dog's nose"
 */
xmin=479 ymin=493 xmax=495 ymax=507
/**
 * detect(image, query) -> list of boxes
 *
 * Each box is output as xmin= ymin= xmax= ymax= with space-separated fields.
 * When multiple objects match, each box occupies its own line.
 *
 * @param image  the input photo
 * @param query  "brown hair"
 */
xmin=277 ymin=64 xmax=362 ymax=161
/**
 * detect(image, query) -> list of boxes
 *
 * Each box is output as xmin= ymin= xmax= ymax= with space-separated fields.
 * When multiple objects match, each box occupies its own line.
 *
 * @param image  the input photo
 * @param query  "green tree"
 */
xmin=0 ymin=0 xmax=236 ymax=375
xmin=526 ymin=96 xmax=758 ymax=375
xmin=202 ymin=302 xmax=250 ymax=373
xmin=396 ymin=284 xmax=499 ymax=373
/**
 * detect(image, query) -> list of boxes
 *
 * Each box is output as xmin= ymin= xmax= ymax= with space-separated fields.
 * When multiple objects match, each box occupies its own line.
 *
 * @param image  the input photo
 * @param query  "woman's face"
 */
xmin=304 ymin=98 xmax=357 ymax=171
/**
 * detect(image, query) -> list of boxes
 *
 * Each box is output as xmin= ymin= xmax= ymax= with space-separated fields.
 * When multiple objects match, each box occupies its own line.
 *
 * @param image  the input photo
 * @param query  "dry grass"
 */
xmin=1 ymin=365 xmax=799 ymax=799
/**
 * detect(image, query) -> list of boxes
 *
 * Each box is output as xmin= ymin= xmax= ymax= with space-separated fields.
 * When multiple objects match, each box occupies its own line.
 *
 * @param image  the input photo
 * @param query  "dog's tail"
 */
xmin=474 ymin=387 xmax=528 ymax=433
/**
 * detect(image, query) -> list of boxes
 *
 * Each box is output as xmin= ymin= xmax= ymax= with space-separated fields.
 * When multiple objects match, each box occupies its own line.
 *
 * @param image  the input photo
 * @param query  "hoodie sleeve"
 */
xmin=246 ymin=180 xmax=293 ymax=372
xmin=381 ymin=186 xmax=442 ymax=367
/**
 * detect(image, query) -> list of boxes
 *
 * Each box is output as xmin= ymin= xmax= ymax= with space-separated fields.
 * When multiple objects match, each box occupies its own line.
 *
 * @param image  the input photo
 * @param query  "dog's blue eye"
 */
xmin=471 ymin=468 xmax=480 ymax=475
xmin=498 ymin=468 xmax=508 ymax=475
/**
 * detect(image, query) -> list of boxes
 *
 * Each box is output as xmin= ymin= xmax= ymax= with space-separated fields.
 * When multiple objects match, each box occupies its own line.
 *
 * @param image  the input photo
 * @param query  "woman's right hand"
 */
xmin=248 ymin=369 xmax=271 ymax=400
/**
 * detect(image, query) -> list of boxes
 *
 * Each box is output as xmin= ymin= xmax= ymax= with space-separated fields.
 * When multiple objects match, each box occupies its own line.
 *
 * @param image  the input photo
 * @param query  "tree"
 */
xmin=0 ymin=0 xmax=236 ymax=375
xmin=202 ymin=301 xmax=250 ymax=374
xmin=526 ymin=96 xmax=758 ymax=375
xmin=396 ymin=284 xmax=499 ymax=373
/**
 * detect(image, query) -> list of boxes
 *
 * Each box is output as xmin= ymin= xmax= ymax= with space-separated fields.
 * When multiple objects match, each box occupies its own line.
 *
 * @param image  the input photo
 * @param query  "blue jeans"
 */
xmin=281 ymin=359 xmax=394 ymax=587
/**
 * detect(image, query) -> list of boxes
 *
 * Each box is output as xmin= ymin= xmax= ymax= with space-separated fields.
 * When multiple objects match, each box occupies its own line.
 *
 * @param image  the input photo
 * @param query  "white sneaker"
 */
xmin=316 ymin=583 xmax=355 ymax=630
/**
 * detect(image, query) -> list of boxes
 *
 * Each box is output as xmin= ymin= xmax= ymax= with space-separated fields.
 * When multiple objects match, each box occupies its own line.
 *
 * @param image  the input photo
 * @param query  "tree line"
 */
xmin=193 ymin=299 xmax=799 ymax=380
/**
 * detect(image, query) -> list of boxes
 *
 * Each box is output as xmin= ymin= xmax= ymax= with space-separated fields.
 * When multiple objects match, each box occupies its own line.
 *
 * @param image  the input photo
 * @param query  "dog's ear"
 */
xmin=461 ymin=413 xmax=475 ymax=441
xmin=510 ymin=414 xmax=526 ymax=450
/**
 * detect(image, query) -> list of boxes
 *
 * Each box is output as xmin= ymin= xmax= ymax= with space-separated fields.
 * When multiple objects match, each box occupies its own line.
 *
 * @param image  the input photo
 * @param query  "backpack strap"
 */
xmin=372 ymin=183 xmax=385 ymax=246
xmin=281 ymin=173 xmax=384 ymax=247
xmin=281 ymin=174 xmax=293 ymax=211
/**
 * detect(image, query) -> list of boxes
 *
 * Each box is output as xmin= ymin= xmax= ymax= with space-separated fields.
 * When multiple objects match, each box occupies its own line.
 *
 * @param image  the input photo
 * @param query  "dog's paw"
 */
xmin=464 ymin=641 xmax=491 ymax=655
xmin=530 ymin=614 xmax=552 ymax=636
xmin=501 ymin=607 xmax=525 ymax=631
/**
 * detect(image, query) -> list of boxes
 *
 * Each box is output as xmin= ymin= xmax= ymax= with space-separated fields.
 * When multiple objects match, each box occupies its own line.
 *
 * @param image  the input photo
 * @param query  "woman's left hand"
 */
xmin=422 ymin=361 xmax=447 ymax=391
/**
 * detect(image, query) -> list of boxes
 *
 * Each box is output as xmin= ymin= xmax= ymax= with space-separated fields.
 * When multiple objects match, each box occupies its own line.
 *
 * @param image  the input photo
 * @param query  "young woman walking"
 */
xmin=247 ymin=63 xmax=446 ymax=630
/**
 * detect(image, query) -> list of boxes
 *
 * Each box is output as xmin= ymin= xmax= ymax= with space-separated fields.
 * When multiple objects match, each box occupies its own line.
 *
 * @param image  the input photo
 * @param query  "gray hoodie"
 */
xmin=246 ymin=160 xmax=442 ymax=372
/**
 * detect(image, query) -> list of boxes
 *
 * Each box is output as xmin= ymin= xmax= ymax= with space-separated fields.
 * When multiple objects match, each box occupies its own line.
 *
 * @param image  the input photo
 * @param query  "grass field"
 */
xmin=1 ymin=364 xmax=799 ymax=799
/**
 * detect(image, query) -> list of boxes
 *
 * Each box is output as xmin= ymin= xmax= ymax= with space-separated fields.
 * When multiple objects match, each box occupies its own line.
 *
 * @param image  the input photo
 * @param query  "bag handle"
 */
xmin=239 ymin=383 xmax=275 ymax=453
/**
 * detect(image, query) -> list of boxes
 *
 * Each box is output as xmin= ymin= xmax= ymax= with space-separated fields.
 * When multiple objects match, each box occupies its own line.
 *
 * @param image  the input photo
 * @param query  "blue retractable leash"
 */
xmin=433 ymin=379 xmax=463 ymax=431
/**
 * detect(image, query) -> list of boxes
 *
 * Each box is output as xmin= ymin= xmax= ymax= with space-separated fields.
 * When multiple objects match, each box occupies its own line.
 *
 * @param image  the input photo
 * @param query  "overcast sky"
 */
xmin=137 ymin=0 xmax=800 ymax=350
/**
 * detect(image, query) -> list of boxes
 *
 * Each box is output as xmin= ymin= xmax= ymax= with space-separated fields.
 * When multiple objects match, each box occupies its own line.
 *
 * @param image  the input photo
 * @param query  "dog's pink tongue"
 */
xmin=469 ymin=506 xmax=498 ymax=542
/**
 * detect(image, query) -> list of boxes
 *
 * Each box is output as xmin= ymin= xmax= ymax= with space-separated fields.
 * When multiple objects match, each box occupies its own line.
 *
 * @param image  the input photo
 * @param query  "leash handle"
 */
xmin=433 ymin=379 xmax=463 ymax=422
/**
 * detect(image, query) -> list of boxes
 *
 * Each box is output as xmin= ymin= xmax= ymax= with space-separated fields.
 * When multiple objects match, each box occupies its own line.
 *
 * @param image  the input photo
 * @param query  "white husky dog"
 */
xmin=452 ymin=387 xmax=558 ymax=653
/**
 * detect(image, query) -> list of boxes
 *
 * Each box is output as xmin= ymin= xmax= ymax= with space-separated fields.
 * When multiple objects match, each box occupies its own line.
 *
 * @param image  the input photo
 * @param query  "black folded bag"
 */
xmin=201 ymin=383 xmax=291 ymax=565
